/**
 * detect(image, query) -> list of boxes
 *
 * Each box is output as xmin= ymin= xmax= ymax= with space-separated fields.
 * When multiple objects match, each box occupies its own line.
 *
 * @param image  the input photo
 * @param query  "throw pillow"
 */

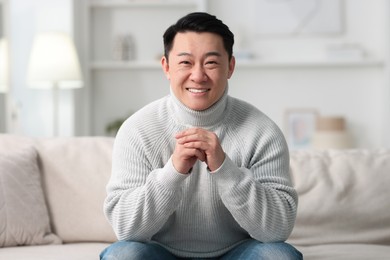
xmin=0 ymin=147 xmax=62 ymax=247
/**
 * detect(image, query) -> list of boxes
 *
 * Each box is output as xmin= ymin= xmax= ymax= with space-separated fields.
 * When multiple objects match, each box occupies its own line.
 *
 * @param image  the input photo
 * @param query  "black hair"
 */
xmin=163 ymin=12 xmax=234 ymax=61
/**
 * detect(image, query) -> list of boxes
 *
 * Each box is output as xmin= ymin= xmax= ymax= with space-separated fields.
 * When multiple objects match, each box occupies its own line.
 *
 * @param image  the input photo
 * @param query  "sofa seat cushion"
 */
xmin=0 ymin=243 xmax=109 ymax=260
xmin=288 ymin=149 xmax=390 ymax=246
xmin=297 ymin=244 xmax=390 ymax=260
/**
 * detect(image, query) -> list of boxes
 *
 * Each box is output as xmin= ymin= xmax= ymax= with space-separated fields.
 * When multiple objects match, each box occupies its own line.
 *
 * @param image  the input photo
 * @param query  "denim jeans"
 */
xmin=100 ymin=239 xmax=303 ymax=260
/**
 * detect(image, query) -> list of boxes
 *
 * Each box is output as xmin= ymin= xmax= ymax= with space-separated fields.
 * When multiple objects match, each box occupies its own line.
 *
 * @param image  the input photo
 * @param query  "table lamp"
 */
xmin=27 ymin=32 xmax=83 ymax=136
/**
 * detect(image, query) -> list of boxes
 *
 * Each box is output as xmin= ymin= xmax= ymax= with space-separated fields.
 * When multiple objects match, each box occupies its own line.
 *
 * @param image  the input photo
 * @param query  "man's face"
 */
xmin=161 ymin=32 xmax=235 ymax=111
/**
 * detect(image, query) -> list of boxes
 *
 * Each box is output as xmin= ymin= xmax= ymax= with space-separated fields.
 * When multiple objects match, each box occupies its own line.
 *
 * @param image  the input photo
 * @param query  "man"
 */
xmin=101 ymin=12 xmax=302 ymax=260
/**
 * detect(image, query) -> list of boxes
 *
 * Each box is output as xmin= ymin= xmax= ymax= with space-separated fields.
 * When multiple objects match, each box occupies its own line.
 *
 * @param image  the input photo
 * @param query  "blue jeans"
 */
xmin=100 ymin=239 xmax=303 ymax=260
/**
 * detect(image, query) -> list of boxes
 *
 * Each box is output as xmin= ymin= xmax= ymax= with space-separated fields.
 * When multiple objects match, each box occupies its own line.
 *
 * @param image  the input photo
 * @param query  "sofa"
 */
xmin=0 ymin=134 xmax=389 ymax=259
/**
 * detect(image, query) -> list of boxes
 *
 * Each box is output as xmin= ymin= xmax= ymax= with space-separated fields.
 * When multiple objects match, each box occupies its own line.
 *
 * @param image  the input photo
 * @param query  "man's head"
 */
xmin=163 ymin=12 xmax=234 ymax=61
xmin=161 ymin=12 xmax=235 ymax=111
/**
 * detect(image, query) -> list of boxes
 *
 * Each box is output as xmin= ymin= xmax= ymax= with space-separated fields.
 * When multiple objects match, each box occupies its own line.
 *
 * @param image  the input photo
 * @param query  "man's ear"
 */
xmin=161 ymin=56 xmax=170 ymax=80
xmin=227 ymin=56 xmax=236 ymax=79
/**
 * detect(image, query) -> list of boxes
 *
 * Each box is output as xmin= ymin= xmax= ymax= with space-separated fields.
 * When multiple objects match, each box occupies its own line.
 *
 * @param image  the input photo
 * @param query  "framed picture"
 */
xmin=285 ymin=109 xmax=318 ymax=150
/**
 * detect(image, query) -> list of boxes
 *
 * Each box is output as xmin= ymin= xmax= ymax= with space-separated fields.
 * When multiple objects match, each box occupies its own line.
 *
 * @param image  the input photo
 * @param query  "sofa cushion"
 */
xmin=36 ymin=137 xmax=116 ymax=243
xmin=288 ymin=149 xmax=390 ymax=246
xmin=296 ymin=244 xmax=390 ymax=260
xmin=0 ymin=141 xmax=61 ymax=247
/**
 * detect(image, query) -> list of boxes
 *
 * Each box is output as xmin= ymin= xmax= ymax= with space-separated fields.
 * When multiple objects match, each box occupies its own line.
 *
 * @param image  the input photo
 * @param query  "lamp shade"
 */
xmin=27 ymin=32 xmax=83 ymax=89
xmin=0 ymin=38 xmax=9 ymax=93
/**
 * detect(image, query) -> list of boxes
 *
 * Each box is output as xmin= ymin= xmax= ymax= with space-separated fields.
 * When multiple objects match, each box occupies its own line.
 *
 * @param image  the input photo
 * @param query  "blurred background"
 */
xmin=0 ymin=0 xmax=389 ymax=150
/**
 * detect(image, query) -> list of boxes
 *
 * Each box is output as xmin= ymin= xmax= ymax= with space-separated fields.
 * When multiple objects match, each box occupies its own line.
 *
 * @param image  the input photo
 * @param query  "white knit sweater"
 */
xmin=104 ymin=88 xmax=298 ymax=258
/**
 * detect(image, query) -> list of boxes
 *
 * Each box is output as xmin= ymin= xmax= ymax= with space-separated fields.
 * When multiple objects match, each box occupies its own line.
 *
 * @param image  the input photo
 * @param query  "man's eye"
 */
xmin=205 ymin=61 xmax=218 ymax=66
xmin=179 ymin=61 xmax=191 ymax=65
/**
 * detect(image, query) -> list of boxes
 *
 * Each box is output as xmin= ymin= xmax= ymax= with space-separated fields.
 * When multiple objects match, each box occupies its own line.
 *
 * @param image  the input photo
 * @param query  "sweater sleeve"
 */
xmin=103 ymin=120 xmax=189 ymax=242
xmin=211 ymin=128 xmax=297 ymax=243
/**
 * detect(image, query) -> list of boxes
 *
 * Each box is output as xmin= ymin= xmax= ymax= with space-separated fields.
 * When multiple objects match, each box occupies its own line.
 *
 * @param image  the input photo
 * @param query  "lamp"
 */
xmin=0 ymin=38 xmax=9 ymax=93
xmin=27 ymin=32 xmax=83 ymax=136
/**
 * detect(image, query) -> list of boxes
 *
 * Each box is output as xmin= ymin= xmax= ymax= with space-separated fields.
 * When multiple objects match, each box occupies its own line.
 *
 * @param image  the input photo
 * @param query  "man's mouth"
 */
xmin=187 ymin=88 xmax=210 ymax=93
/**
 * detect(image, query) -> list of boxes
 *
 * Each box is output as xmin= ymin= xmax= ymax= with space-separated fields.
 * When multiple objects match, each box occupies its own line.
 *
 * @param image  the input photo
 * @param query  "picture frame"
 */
xmin=285 ymin=109 xmax=318 ymax=150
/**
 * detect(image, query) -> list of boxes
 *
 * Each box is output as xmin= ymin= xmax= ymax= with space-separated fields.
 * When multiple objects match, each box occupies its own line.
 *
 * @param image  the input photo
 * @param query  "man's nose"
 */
xmin=190 ymin=65 xmax=208 ymax=83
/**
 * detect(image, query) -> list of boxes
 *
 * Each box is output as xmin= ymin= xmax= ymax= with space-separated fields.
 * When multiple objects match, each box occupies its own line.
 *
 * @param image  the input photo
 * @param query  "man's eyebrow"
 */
xmin=205 ymin=51 xmax=222 ymax=57
xmin=176 ymin=51 xmax=222 ymax=58
xmin=177 ymin=52 xmax=192 ymax=57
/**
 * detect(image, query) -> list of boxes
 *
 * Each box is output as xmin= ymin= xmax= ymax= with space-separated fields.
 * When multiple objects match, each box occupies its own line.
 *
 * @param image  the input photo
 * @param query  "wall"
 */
xmin=5 ymin=0 xmax=390 ymax=149
xmin=8 ymin=0 xmax=76 ymax=136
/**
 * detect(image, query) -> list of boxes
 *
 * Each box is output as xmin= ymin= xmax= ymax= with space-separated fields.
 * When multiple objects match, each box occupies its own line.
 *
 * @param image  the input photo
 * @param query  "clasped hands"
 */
xmin=172 ymin=128 xmax=225 ymax=174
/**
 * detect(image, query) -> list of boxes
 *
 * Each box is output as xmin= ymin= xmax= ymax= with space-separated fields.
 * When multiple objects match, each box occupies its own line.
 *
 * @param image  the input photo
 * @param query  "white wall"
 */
xmin=9 ymin=0 xmax=76 ymax=136
xmin=5 ymin=0 xmax=390 ymax=149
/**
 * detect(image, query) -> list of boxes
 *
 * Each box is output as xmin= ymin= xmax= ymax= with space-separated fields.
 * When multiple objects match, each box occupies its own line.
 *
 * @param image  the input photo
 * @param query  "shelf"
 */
xmin=91 ymin=60 xmax=161 ymax=69
xmin=90 ymin=59 xmax=385 ymax=70
xmin=90 ymin=1 xmax=198 ymax=9
xmin=235 ymin=59 xmax=385 ymax=69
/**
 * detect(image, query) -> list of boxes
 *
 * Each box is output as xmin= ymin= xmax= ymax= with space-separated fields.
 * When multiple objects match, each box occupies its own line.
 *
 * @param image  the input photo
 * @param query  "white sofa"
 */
xmin=0 ymin=134 xmax=389 ymax=259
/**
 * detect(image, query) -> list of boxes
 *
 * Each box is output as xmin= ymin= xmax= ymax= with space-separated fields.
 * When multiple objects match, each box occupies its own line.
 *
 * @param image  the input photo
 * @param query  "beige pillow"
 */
xmin=0 ymin=147 xmax=62 ymax=247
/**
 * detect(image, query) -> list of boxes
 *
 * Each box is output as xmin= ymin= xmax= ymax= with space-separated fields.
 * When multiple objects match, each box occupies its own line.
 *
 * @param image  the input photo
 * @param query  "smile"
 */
xmin=187 ymin=88 xmax=210 ymax=93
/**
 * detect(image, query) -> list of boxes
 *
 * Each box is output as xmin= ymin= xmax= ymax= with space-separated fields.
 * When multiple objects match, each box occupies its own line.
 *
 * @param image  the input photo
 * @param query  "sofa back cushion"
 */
xmin=288 ymin=149 xmax=390 ymax=246
xmin=36 ymin=137 xmax=116 ymax=243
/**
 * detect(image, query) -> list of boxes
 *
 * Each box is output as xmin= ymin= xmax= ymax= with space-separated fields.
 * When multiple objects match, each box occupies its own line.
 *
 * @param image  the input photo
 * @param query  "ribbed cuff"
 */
xmin=155 ymin=157 xmax=190 ymax=191
xmin=211 ymin=156 xmax=245 ymax=190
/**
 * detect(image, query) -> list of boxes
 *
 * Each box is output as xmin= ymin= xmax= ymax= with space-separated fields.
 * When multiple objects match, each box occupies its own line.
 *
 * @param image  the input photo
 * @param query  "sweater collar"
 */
xmin=169 ymin=85 xmax=229 ymax=127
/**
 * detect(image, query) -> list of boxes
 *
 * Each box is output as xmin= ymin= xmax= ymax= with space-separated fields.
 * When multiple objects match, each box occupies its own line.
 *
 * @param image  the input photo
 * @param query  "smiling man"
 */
xmin=101 ymin=12 xmax=302 ymax=260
